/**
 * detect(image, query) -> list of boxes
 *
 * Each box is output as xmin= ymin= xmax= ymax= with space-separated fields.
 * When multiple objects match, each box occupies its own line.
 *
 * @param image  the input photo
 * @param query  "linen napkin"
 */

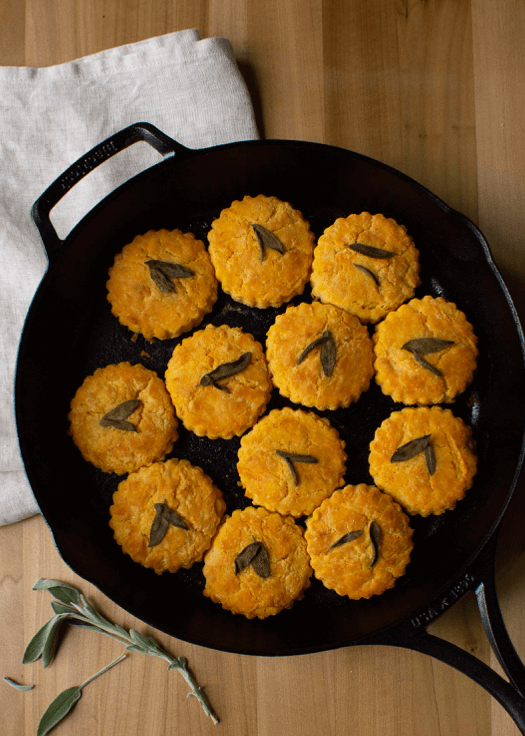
xmin=0 ymin=29 xmax=259 ymax=526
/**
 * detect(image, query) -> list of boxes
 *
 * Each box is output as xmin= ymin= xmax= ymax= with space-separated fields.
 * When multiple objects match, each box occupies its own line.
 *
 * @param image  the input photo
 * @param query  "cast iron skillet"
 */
xmin=16 ymin=123 xmax=525 ymax=729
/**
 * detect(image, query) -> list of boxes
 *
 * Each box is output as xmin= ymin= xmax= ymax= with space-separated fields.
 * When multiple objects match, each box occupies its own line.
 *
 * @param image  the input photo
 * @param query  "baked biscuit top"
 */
xmin=68 ymin=362 xmax=178 ymax=476
xmin=266 ymin=300 xmax=375 ymax=410
xmin=207 ymin=194 xmax=315 ymax=308
xmin=109 ymin=458 xmax=226 ymax=574
xmin=203 ymin=506 xmax=312 ymax=619
xmin=305 ymin=483 xmax=413 ymax=599
xmin=310 ymin=212 xmax=420 ymax=323
xmin=368 ymin=406 xmax=477 ymax=516
xmin=237 ymin=407 xmax=347 ymax=517
xmin=106 ymin=228 xmax=217 ymax=340
xmin=165 ymin=324 xmax=272 ymax=439
xmin=373 ymin=295 xmax=478 ymax=405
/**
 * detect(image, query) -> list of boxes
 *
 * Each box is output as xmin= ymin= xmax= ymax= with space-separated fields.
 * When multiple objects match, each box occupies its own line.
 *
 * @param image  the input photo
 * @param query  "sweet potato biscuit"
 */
xmin=266 ymin=301 xmax=375 ymax=410
xmin=310 ymin=212 xmax=421 ymax=323
xmin=164 ymin=324 xmax=272 ymax=439
xmin=207 ymin=194 xmax=315 ymax=308
xmin=305 ymin=483 xmax=413 ymax=599
xmin=369 ymin=406 xmax=477 ymax=516
xmin=373 ymin=295 xmax=478 ymax=405
xmin=109 ymin=458 xmax=226 ymax=574
xmin=203 ymin=506 xmax=312 ymax=619
xmin=237 ymin=407 xmax=347 ymax=517
xmin=106 ymin=228 xmax=217 ymax=340
xmin=68 ymin=362 xmax=178 ymax=475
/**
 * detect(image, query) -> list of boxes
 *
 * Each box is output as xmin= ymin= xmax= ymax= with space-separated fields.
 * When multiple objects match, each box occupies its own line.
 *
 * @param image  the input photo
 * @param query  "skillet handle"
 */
xmin=31 ymin=122 xmax=189 ymax=256
xmin=363 ymin=522 xmax=525 ymax=733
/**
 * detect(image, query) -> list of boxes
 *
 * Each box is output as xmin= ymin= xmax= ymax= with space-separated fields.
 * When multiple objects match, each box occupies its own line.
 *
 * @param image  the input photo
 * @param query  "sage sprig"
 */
xmin=25 ymin=579 xmax=219 ymax=726
xmin=36 ymin=654 xmax=126 ymax=736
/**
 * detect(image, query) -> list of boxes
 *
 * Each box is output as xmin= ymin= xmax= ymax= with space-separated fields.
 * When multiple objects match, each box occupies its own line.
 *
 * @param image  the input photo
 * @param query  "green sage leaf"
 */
xmin=251 ymin=224 xmax=284 ymax=260
xmin=32 ymin=580 xmax=82 ymax=606
xmin=390 ymin=435 xmax=431 ymax=463
xmin=346 ymin=243 xmax=394 ymax=259
xmin=22 ymin=614 xmax=69 ymax=665
xmin=36 ymin=686 xmax=82 ymax=736
xmin=42 ymin=615 xmax=67 ymax=669
xmin=3 ymin=677 xmax=34 ymax=691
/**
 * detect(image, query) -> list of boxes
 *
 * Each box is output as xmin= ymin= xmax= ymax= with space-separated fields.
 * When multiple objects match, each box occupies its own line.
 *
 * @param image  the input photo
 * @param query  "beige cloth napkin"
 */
xmin=0 ymin=29 xmax=259 ymax=526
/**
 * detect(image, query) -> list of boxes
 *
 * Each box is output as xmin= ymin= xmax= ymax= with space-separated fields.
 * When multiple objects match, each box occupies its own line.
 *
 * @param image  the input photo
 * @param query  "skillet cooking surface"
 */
xmin=16 ymin=139 xmax=525 ymax=655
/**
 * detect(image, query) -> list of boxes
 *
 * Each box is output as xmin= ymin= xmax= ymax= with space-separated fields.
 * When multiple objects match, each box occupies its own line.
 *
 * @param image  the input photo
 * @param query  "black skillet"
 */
xmin=16 ymin=123 xmax=525 ymax=729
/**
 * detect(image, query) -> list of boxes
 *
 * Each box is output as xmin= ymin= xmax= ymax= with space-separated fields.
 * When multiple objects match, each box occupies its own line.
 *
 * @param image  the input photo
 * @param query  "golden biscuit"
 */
xmin=207 ymin=194 xmax=315 ymax=308
xmin=237 ymin=407 xmax=347 ymax=518
xmin=68 ymin=362 xmax=178 ymax=475
xmin=106 ymin=228 xmax=217 ymax=340
xmin=164 ymin=324 xmax=272 ymax=439
xmin=369 ymin=406 xmax=477 ymax=516
xmin=373 ymin=295 xmax=478 ymax=405
xmin=203 ymin=506 xmax=312 ymax=619
xmin=109 ymin=458 xmax=226 ymax=574
xmin=266 ymin=301 xmax=375 ymax=410
xmin=310 ymin=212 xmax=420 ymax=323
xmin=305 ymin=483 xmax=413 ymax=599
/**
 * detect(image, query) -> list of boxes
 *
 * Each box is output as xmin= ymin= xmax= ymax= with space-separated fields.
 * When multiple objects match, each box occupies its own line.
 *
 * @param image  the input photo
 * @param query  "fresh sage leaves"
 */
xmin=391 ymin=434 xmax=436 ymax=475
xmin=251 ymin=224 xmax=284 ymax=260
xmin=99 ymin=399 xmax=141 ymax=432
xmin=36 ymin=655 xmax=126 ymax=736
xmin=146 ymin=260 xmax=194 ymax=293
xmin=3 ymin=677 xmax=34 ymax=691
xmin=22 ymin=579 xmax=219 ymax=728
xmin=296 ymin=330 xmax=336 ymax=377
xmin=275 ymin=450 xmax=318 ymax=486
xmin=198 ymin=352 xmax=251 ymax=393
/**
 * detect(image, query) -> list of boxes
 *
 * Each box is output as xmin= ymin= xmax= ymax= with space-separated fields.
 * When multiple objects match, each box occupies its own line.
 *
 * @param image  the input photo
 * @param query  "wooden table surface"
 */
xmin=2 ymin=1 xmax=525 ymax=734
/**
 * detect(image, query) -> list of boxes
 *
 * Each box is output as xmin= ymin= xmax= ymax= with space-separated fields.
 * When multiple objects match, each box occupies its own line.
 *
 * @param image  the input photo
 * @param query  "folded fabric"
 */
xmin=0 ymin=29 xmax=259 ymax=526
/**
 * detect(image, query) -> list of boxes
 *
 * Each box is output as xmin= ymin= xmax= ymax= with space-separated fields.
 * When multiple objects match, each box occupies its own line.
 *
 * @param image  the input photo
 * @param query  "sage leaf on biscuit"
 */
xmin=251 ymin=224 xmax=284 ymax=260
xmin=330 ymin=529 xmax=363 ymax=549
xmin=275 ymin=450 xmax=318 ymax=486
xmin=346 ymin=243 xmax=394 ymax=259
xmin=146 ymin=260 xmax=194 ymax=293
xmin=354 ymin=263 xmax=379 ymax=287
xmin=370 ymin=521 xmax=381 ymax=567
xmin=390 ymin=435 xmax=431 ymax=463
xmin=425 ymin=444 xmax=437 ymax=476
xmin=296 ymin=330 xmax=336 ymax=377
xmin=402 ymin=337 xmax=454 ymax=355
xmin=413 ymin=353 xmax=443 ymax=376
xmin=148 ymin=502 xmax=188 ymax=547
xmin=99 ymin=399 xmax=141 ymax=432
xmin=235 ymin=542 xmax=270 ymax=578
xmin=199 ymin=352 xmax=251 ymax=392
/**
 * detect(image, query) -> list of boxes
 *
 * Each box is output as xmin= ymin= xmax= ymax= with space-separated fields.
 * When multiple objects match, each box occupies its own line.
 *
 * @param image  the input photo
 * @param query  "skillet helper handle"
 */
xmin=368 ymin=522 xmax=525 ymax=733
xmin=31 ymin=122 xmax=189 ymax=256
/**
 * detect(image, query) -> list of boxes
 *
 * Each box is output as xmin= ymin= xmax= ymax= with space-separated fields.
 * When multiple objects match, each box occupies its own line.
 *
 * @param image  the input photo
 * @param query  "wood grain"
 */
xmin=2 ymin=1 xmax=525 ymax=734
